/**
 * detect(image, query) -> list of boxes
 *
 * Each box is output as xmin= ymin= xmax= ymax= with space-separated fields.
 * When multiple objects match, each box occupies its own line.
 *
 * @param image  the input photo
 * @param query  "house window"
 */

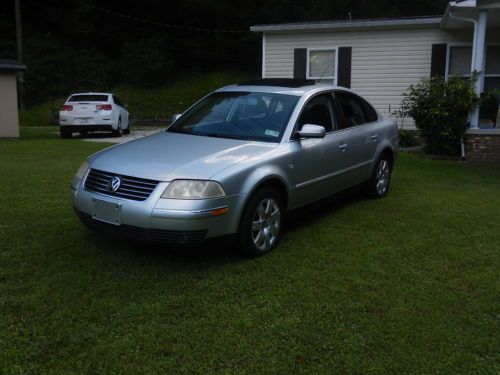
xmin=307 ymin=48 xmax=337 ymax=84
xmin=448 ymin=45 xmax=500 ymax=91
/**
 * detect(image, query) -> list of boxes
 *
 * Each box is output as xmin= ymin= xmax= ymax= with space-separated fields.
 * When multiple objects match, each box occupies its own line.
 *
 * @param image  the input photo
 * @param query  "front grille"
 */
xmin=150 ymin=229 xmax=208 ymax=245
xmin=76 ymin=210 xmax=208 ymax=245
xmin=84 ymin=169 xmax=159 ymax=201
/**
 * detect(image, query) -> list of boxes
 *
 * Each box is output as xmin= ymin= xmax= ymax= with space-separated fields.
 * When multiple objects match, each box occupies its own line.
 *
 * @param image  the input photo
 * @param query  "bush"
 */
xmin=402 ymin=75 xmax=478 ymax=156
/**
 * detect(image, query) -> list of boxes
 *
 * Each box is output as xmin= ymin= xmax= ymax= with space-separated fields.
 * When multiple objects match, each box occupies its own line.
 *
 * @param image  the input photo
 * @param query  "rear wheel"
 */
xmin=60 ymin=129 xmax=72 ymax=139
xmin=112 ymin=118 xmax=123 ymax=137
xmin=367 ymin=153 xmax=393 ymax=198
xmin=238 ymin=187 xmax=284 ymax=257
xmin=123 ymin=118 xmax=131 ymax=134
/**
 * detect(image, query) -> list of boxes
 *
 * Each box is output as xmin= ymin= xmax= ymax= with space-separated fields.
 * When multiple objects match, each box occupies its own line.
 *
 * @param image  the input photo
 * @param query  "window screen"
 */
xmin=449 ymin=47 xmax=472 ymax=76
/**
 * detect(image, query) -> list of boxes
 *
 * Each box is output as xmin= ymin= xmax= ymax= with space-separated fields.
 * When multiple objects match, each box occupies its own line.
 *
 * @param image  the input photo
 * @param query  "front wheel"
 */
xmin=367 ymin=154 xmax=393 ymax=198
xmin=238 ymin=188 xmax=284 ymax=257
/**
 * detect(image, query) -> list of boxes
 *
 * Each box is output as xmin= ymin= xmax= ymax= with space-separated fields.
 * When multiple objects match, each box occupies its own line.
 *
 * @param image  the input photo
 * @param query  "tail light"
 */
xmin=96 ymin=104 xmax=112 ymax=111
xmin=60 ymin=105 xmax=73 ymax=111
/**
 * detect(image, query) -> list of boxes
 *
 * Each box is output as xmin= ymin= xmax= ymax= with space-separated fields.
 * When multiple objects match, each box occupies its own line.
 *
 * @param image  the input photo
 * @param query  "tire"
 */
xmin=238 ymin=187 xmax=284 ymax=257
xmin=60 ymin=130 xmax=72 ymax=139
xmin=112 ymin=118 xmax=123 ymax=137
xmin=367 ymin=153 xmax=393 ymax=198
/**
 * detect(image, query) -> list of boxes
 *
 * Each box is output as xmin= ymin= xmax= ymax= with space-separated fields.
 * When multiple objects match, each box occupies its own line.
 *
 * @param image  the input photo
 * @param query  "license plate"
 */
xmin=91 ymin=198 xmax=121 ymax=225
xmin=78 ymin=118 xmax=89 ymax=124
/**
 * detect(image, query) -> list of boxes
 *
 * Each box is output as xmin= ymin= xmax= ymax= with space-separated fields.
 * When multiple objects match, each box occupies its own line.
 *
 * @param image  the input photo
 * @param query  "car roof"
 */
xmin=217 ymin=79 xmax=355 ymax=96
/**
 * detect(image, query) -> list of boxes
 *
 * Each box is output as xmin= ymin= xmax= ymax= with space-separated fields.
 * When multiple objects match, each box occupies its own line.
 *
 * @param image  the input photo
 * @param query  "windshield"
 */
xmin=68 ymin=95 xmax=109 ymax=102
xmin=167 ymin=91 xmax=299 ymax=142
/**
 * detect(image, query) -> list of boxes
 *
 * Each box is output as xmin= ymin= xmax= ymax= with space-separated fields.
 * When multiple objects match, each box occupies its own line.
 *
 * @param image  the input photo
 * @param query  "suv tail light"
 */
xmin=60 ymin=105 xmax=73 ymax=111
xmin=96 ymin=104 xmax=112 ymax=111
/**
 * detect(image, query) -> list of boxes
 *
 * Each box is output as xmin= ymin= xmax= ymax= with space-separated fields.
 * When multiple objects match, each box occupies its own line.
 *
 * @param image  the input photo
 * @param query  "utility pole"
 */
xmin=15 ymin=0 xmax=25 ymax=110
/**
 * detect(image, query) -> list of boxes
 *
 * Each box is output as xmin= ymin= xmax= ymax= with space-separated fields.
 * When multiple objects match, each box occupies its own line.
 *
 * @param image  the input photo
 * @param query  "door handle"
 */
xmin=371 ymin=134 xmax=378 ymax=141
xmin=338 ymin=143 xmax=348 ymax=151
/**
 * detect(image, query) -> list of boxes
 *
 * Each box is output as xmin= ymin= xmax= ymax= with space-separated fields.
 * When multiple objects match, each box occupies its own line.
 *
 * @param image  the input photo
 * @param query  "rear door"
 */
xmin=113 ymin=95 xmax=129 ymax=126
xmin=332 ymin=90 xmax=381 ymax=185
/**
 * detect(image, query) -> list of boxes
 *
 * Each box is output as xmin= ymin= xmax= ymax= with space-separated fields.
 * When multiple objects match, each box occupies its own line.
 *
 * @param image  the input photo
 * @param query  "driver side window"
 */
xmin=297 ymin=93 xmax=335 ymax=133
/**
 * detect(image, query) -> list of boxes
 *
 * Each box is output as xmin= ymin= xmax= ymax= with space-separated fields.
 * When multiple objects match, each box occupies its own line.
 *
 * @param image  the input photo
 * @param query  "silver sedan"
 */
xmin=71 ymin=79 xmax=398 ymax=256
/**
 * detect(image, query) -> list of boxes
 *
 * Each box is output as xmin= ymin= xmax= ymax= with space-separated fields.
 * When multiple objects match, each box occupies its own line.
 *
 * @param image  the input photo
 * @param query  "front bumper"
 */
xmin=72 ymin=181 xmax=246 ymax=245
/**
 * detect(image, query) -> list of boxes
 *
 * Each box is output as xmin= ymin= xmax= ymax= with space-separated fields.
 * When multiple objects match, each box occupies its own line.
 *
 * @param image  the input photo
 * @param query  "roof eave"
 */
xmin=250 ymin=17 xmax=442 ymax=33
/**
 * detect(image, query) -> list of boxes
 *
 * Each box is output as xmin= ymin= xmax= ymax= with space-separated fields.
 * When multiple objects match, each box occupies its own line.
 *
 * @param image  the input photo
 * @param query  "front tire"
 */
xmin=238 ymin=188 xmax=284 ymax=257
xmin=367 ymin=153 xmax=393 ymax=198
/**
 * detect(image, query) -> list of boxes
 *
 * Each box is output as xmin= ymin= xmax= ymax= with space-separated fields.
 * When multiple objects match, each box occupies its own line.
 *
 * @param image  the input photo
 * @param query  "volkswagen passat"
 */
xmin=71 ymin=79 xmax=398 ymax=256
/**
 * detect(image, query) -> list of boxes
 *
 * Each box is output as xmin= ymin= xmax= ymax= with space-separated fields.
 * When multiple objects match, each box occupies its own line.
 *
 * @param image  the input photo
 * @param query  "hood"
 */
xmin=89 ymin=131 xmax=276 ymax=181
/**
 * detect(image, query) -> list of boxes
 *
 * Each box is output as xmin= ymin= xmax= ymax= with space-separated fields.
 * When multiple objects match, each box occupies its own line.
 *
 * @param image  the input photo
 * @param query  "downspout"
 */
xmin=448 ymin=11 xmax=478 ymax=73
xmin=447 ymin=10 xmax=479 ymax=160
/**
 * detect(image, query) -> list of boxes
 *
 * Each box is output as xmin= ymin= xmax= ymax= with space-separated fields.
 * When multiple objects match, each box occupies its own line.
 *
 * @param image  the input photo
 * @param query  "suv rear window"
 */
xmin=68 ymin=95 xmax=109 ymax=102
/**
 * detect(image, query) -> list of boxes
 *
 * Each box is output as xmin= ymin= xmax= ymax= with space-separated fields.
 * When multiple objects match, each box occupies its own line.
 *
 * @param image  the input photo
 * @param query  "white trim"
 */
xmin=306 ymin=47 xmax=339 ymax=85
xmin=262 ymin=34 xmax=266 ymax=78
xmin=250 ymin=17 xmax=442 ymax=33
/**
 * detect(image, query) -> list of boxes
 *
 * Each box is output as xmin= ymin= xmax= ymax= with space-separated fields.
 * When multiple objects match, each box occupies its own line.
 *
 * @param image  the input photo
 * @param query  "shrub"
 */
xmin=401 ymin=75 xmax=478 ymax=156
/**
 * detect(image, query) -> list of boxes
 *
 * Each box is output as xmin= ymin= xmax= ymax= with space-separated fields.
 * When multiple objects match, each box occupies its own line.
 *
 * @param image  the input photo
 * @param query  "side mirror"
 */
xmin=171 ymin=113 xmax=182 ymax=122
xmin=296 ymin=124 xmax=326 ymax=139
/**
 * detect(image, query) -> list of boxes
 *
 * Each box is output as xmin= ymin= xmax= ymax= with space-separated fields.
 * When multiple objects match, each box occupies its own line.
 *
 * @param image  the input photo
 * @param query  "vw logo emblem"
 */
xmin=108 ymin=176 xmax=121 ymax=193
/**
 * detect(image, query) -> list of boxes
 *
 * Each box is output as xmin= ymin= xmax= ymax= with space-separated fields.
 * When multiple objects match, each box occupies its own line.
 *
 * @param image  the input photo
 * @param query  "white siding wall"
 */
xmin=263 ymin=27 xmax=500 ymax=125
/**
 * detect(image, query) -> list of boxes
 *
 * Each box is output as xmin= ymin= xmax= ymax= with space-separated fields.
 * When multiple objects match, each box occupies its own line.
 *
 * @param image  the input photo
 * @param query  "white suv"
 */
xmin=59 ymin=93 xmax=130 ymax=138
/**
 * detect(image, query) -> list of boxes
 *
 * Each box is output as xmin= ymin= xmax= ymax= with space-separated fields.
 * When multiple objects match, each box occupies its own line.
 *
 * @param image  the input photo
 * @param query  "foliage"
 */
xmin=401 ymin=75 xmax=478 ymax=156
xmin=120 ymin=36 xmax=174 ymax=87
xmin=1 ymin=128 xmax=499 ymax=373
xmin=19 ymin=70 xmax=253 ymax=126
xmin=391 ymin=107 xmax=421 ymax=147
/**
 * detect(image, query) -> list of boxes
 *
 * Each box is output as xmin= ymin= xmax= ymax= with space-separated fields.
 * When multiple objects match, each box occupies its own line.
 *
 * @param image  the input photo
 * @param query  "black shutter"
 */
xmin=431 ymin=44 xmax=447 ymax=77
xmin=337 ymin=47 xmax=352 ymax=88
xmin=293 ymin=48 xmax=307 ymax=79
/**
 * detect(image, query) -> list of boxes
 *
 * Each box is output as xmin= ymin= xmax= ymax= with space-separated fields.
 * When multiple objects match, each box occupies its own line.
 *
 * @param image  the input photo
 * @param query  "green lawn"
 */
xmin=1 ymin=128 xmax=499 ymax=374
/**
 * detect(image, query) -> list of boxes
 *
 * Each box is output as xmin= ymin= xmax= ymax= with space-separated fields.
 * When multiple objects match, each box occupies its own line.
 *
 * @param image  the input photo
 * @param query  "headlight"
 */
xmin=71 ymin=160 xmax=89 ymax=190
xmin=161 ymin=180 xmax=225 ymax=199
xmin=75 ymin=160 xmax=90 ymax=180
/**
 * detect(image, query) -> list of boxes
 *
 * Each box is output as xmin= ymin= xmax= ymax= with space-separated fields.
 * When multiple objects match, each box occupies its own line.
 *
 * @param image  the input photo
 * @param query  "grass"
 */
xmin=1 ymin=127 xmax=499 ymax=374
xmin=19 ymin=70 xmax=254 ymax=127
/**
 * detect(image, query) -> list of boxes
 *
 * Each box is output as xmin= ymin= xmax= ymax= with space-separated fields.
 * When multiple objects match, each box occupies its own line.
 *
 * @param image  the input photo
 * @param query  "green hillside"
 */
xmin=20 ymin=70 xmax=254 ymax=127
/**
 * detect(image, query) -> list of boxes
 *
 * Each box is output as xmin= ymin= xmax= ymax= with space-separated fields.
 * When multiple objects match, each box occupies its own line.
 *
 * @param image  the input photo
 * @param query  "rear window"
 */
xmin=68 ymin=95 xmax=109 ymax=102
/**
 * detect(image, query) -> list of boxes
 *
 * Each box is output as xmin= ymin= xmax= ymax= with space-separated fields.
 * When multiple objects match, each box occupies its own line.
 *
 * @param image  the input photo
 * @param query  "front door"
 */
xmin=289 ymin=93 xmax=348 ymax=207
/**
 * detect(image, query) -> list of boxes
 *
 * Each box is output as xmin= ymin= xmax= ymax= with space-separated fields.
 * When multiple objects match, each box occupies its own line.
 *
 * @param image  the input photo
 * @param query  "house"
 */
xmin=250 ymin=0 xmax=500 ymax=161
xmin=0 ymin=59 xmax=26 ymax=138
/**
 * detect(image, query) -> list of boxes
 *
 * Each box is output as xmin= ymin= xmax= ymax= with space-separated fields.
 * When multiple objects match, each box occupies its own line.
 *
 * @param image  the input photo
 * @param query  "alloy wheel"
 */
xmin=376 ymin=159 xmax=391 ymax=195
xmin=251 ymin=197 xmax=281 ymax=252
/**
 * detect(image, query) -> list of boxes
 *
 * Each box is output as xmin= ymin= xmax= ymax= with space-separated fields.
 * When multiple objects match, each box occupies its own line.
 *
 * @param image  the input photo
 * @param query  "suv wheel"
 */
xmin=238 ymin=187 xmax=284 ymax=257
xmin=367 ymin=154 xmax=392 ymax=198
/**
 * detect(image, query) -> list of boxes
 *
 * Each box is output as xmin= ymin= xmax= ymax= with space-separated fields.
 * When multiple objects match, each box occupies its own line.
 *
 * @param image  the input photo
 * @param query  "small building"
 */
xmin=251 ymin=0 xmax=500 ymax=161
xmin=0 ymin=59 xmax=26 ymax=139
